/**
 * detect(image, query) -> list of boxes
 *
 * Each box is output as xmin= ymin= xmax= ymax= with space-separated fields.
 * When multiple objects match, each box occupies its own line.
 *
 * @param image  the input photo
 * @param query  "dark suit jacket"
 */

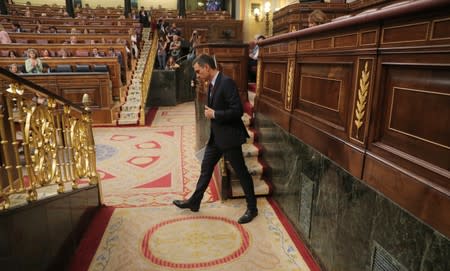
xmin=207 ymin=72 xmax=249 ymax=150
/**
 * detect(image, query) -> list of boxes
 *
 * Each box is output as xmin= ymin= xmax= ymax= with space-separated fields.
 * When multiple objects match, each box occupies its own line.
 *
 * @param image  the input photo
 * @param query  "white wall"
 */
xmin=139 ymin=0 xmax=177 ymax=9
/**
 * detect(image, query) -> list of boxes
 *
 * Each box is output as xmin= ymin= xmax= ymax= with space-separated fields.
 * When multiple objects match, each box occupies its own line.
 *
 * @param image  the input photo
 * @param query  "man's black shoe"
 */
xmin=172 ymin=199 xmax=200 ymax=212
xmin=238 ymin=209 xmax=258 ymax=224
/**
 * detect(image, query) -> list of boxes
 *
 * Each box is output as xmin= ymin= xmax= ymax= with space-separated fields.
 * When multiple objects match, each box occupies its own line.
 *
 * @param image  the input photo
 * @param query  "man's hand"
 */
xmin=204 ymin=105 xmax=215 ymax=119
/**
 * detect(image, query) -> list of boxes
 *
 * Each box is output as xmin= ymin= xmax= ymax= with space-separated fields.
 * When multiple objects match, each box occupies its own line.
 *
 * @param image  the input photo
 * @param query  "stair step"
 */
xmin=230 ymin=178 xmax=270 ymax=197
xmin=117 ymin=119 xmax=139 ymax=125
xmin=242 ymin=143 xmax=261 ymax=158
xmin=226 ymin=156 xmax=264 ymax=178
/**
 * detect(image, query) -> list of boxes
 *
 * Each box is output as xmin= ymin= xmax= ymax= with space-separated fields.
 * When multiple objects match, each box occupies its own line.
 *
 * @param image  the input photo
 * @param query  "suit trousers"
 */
xmin=190 ymin=142 xmax=257 ymax=211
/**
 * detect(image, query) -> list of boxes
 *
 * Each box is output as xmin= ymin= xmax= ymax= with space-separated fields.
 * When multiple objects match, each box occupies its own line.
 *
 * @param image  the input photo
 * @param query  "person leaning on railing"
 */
xmin=0 ymin=24 xmax=12 ymax=44
xmin=308 ymin=9 xmax=329 ymax=27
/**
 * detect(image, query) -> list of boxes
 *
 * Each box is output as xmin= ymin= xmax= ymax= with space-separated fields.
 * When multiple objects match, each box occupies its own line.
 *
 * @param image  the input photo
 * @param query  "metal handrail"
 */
xmin=0 ymin=68 xmax=99 ymax=210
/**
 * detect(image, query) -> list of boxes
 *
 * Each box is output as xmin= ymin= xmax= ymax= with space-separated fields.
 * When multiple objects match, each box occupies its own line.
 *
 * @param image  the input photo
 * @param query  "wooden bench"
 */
xmin=0 ymin=43 xmax=129 ymax=94
xmin=0 ymin=56 xmax=123 ymax=100
xmin=5 ymin=23 xmax=139 ymax=35
xmin=0 ymin=15 xmax=140 ymax=28
xmin=8 ymin=33 xmax=134 ymax=50
xmin=0 ymin=72 xmax=116 ymax=124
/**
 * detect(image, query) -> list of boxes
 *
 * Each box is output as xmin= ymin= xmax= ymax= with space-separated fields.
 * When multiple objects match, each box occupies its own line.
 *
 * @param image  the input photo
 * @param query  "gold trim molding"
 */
xmin=354 ymin=61 xmax=370 ymax=139
xmin=285 ymin=59 xmax=295 ymax=111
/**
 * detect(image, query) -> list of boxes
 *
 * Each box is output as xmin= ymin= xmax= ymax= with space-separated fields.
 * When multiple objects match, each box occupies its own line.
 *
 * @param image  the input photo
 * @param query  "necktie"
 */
xmin=209 ymin=83 xmax=214 ymax=103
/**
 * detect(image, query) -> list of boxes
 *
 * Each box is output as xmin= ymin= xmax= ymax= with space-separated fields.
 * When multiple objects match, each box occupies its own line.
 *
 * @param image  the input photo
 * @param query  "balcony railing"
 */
xmin=0 ymin=68 xmax=98 ymax=211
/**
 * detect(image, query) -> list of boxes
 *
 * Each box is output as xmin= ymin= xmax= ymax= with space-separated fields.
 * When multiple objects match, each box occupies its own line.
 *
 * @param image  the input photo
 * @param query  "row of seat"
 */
xmin=52 ymin=64 xmax=108 ymax=72
xmin=12 ymin=64 xmax=109 ymax=73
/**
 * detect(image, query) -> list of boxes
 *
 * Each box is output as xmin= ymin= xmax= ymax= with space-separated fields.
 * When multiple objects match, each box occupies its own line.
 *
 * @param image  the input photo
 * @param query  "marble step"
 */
xmin=255 ymin=127 xmax=281 ymax=143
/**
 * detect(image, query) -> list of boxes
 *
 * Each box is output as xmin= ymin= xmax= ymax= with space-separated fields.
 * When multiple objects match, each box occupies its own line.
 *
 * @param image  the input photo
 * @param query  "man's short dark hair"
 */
xmin=192 ymin=54 xmax=216 ymax=69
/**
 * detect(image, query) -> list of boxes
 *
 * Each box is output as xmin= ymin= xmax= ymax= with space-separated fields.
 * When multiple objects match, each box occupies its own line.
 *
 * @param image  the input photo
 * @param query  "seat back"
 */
xmin=92 ymin=64 xmax=108 ymax=72
xmin=54 ymin=64 xmax=72 ymax=73
xmin=75 ymin=64 xmax=90 ymax=72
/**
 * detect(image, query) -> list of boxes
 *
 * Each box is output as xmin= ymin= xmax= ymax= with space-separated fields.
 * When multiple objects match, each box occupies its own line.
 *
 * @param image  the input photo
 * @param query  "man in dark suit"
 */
xmin=139 ymin=6 xmax=150 ymax=28
xmin=173 ymin=54 xmax=258 ymax=224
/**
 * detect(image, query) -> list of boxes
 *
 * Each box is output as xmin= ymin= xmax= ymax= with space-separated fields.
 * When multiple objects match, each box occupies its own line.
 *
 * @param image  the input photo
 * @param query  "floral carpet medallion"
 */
xmin=88 ymin=198 xmax=311 ymax=271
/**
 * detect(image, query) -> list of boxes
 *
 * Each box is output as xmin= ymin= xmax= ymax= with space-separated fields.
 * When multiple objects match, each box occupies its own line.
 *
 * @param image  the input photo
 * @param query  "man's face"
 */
xmin=193 ymin=63 xmax=209 ymax=81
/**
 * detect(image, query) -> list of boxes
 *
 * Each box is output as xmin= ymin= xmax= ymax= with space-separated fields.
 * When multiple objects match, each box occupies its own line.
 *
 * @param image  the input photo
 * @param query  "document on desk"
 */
xmin=195 ymin=146 xmax=206 ymax=162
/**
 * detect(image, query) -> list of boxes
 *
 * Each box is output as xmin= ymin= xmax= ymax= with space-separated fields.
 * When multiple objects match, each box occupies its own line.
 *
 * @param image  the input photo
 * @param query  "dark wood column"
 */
xmin=231 ymin=0 xmax=236 ymax=19
xmin=66 ymin=0 xmax=74 ymax=17
xmin=124 ymin=0 xmax=131 ymax=17
xmin=0 ymin=0 xmax=8 ymax=15
xmin=178 ymin=0 xmax=186 ymax=18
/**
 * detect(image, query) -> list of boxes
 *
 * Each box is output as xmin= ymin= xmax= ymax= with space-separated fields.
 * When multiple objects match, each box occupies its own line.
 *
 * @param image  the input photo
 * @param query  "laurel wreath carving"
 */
xmin=285 ymin=60 xmax=294 ymax=111
xmin=354 ymin=61 xmax=370 ymax=139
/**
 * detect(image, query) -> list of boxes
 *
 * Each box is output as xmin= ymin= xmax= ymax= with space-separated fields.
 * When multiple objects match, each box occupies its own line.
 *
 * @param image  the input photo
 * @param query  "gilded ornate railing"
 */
xmin=139 ymin=31 xmax=158 ymax=125
xmin=0 ymin=69 xmax=98 ymax=210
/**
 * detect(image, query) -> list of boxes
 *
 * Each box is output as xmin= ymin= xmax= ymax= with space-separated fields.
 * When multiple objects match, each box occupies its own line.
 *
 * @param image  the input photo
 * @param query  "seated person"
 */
xmin=91 ymin=47 xmax=102 ymax=57
xmin=308 ymin=10 xmax=328 ymax=27
xmin=169 ymin=35 xmax=182 ymax=59
xmin=167 ymin=22 xmax=181 ymax=40
xmin=9 ymin=63 xmax=21 ymax=74
xmin=8 ymin=50 xmax=17 ymax=58
xmin=0 ymin=24 xmax=12 ymax=44
xmin=41 ymin=49 xmax=51 ymax=59
xmin=25 ymin=48 xmax=43 ymax=73
xmin=248 ymin=35 xmax=265 ymax=82
xmin=57 ymin=48 xmax=70 ymax=58
xmin=165 ymin=55 xmax=180 ymax=71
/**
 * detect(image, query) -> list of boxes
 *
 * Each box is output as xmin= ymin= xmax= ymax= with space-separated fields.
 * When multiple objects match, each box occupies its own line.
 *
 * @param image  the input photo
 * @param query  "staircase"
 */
xmin=117 ymin=28 xmax=153 ymax=125
xmin=225 ymin=88 xmax=271 ymax=198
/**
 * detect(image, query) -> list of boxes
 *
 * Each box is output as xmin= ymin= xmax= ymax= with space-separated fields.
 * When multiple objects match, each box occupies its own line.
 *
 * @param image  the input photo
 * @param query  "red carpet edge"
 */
xmin=267 ymin=197 xmax=322 ymax=271
xmin=68 ymin=206 xmax=115 ymax=271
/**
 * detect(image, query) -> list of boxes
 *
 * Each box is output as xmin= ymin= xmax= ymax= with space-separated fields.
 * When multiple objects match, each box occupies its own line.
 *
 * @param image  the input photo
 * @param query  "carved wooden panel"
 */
xmin=382 ymin=22 xmax=429 ymax=44
xmin=313 ymin=38 xmax=333 ymax=50
xmin=350 ymin=58 xmax=375 ymax=144
xmin=294 ymin=61 xmax=354 ymax=135
xmin=360 ymin=30 xmax=378 ymax=46
xmin=334 ymin=33 xmax=358 ymax=48
xmin=431 ymin=17 xmax=450 ymax=40
xmin=221 ymin=62 xmax=242 ymax=88
xmin=195 ymin=43 xmax=248 ymax=103
xmin=262 ymin=42 xmax=291 ymax=56
xmin=370 ymin=62 xmax=450 ymax=189
xmin=260 ymin=63 xmax=286 ymax=104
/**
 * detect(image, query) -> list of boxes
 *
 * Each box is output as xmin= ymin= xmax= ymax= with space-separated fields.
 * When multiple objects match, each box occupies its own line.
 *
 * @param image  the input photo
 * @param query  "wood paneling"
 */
xmin=257 ymin=0 xmax=450 ymax=237
xmin=293 ymin=61 xmax=354 ymax=138
xmin=260 ymin=62 xmax=286 ymax=103
xmin=0 ymin=56 xmax=122 ymax=99
xmin=0 ymin=73 xmax=115 ymax=124
xmin=195 ymin=43 xmax=248 ymax=104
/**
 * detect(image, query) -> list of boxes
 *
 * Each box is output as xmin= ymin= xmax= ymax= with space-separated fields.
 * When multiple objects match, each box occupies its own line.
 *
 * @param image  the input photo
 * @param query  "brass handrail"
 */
xmin=139 ymin=32 xmax=159 ymax=126
xmin=0 ymin=69 xmax=99 ymax=210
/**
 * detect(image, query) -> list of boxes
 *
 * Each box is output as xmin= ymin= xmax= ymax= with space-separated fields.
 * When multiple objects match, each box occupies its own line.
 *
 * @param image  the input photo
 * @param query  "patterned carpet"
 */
xmin=87 ymin=198 xmax=312 ymax=271
xmin=93 ymin=102 xmax=218 ymax=207
xmin=73 ymin=102 xmax=318 ymax=271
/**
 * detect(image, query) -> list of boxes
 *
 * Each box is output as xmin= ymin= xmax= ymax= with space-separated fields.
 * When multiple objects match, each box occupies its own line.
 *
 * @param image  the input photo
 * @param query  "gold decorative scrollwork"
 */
xmin=285 ymin=59 xmax=295 ymax=111
xmin=71 ymin=119 xmax=90 ymax=181
xmin=24 ymin=104 xmax=58 ymax=187
xmin=354 ymin=61 xmax=370 ymax=139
